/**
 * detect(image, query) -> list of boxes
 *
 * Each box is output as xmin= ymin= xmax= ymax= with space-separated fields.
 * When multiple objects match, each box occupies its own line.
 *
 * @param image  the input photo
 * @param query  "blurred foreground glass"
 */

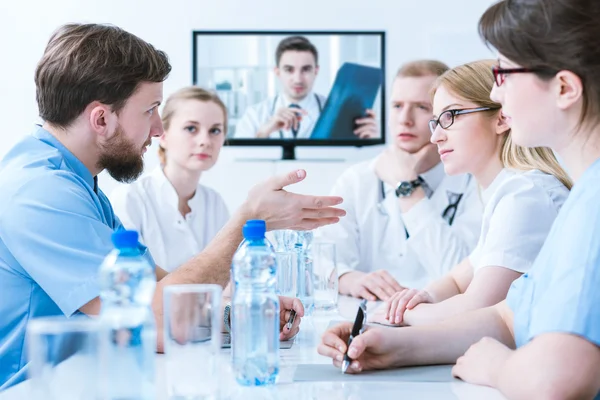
xmin=163 ymin=284 xmax=223 ymax=399
xmin=26 ymin=316 xmax=104 ymax=400
xmin=275 ymin=251 xmax=297 ymax=297
xmin=270 ymin=229 xmax=297 ymax=252
xmin=312 ymin=242 xmax=338 ymax=312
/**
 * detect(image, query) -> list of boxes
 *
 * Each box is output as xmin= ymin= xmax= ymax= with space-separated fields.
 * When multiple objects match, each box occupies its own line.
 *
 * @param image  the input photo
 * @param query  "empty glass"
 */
xmin=275 ymin=251 xmax=297 ymax=297
xmin=26 ymin=315 xmax=104 ymax=400
xmin=312 ymin=242 xmax=339 ymax=312
xmin=163 ymin=284 xmax=223 ymax=399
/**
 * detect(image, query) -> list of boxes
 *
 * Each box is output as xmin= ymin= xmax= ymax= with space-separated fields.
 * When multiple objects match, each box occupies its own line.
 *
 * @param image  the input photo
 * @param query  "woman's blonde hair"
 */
xmin=158 ymin=86 xmax=228 ymax=165
xmin=431 ymin=59 xmax=572 ymax=189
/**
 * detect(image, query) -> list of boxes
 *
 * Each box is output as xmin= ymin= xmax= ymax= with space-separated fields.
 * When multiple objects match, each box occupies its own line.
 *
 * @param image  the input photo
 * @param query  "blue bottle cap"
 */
xmin=242 ymin=220 xmax=266 ymax=240
xmin=111 ymin=229 xmax=139 ymax=249
xmin=245 ymin=220 xmax=266 ymax=229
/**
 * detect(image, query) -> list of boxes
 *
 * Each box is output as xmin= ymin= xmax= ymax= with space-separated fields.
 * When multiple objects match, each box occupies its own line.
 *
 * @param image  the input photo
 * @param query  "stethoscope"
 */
xmin=270 ymin=94 xmax=323 ymax=139
xmin=376 ymin=176 xmax=469 ymax=238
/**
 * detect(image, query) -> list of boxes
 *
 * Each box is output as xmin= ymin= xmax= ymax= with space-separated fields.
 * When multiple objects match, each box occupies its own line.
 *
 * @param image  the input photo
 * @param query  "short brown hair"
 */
xmin=159 ymin=87 xmax=228 ymax=165
xmin=275 ymin=36 xmax=318 ymax=66
xmin=396 ymin=60 xmax=450 ymax=79
xmin=479 ymin=0 xmax=600 ymax=129
xmin=35 ymin=23 xmax=171 ymax=128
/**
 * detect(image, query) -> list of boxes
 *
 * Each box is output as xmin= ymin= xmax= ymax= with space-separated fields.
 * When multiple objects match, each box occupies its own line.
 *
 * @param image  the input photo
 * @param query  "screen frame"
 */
xmin=191 ymin=29 xmax=387 ymax=148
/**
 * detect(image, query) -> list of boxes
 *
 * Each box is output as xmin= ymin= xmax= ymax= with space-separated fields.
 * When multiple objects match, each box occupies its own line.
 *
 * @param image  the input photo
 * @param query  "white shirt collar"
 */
xmin=278 ymin=91 xmax=317 ymax=110
xmin=420 ymin=161 xmax=446 ymax=193
xmin=481 ymin=168 xmax=513 ymax=204
xmin=151 ymin=166 xmax=201 ymax=212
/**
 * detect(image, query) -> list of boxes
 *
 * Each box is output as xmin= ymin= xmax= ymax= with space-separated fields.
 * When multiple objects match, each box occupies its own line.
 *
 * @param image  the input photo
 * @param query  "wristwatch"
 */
xmin=395 ymin=177 xmax=424 ymax=198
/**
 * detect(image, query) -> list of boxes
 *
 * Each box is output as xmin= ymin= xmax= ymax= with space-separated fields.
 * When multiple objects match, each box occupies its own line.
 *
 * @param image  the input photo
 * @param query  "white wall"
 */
xmin=0 ymin=0 xmax=496 ymax=213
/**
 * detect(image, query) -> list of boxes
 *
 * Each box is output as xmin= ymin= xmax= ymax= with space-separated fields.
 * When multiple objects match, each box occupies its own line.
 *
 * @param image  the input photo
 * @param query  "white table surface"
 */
xmin=0 ymin=296 xmax=507 ymax=399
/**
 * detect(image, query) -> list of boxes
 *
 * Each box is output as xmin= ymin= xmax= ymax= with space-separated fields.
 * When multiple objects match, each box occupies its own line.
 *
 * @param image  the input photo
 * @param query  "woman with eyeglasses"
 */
xmin=320 ymin=1 xmax=600 ymax=397
xmin=371 ymin=59 xmax=571 ymax=327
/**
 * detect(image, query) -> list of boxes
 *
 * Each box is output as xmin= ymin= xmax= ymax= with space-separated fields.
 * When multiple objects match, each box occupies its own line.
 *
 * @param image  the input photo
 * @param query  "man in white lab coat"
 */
xmin=319 ymin=60 xmax=483 ymax=301
xmin=234 ymin=35 xmax=377 ymax=139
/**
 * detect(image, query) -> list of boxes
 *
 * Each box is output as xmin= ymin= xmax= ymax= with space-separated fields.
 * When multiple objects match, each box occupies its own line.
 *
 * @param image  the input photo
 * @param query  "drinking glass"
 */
xmin=163 ymin=284 xmax=223 ymax=399
xmin=26 ymin=315 xmax=104 ymax=400
xmin=275 ymin=251 xmax=297 ymax=297
xmin=312 ymin=242 xmax=338 ymax=312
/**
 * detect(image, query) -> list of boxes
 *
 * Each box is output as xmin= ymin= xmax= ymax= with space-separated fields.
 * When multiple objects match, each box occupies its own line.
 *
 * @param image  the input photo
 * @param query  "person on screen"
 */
xmin=0 ymin=23 xmax=346 ymax=389
xmin=234 ymin=35 xmax=378 ymax=139
xmin=110 ymin=87 xmax=229 ymax=272
xmin=318 ymin=60 xmax=483 ymax=301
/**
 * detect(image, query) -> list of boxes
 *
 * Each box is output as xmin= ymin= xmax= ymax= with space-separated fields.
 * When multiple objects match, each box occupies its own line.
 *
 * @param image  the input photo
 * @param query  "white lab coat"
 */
xmin=469 ymin=168 xmax=569 ymax=274
xmin=234 ymin=92 xmax=326 ymax=139
xmin=317 ymin=159 xmax=483 ymax=289
xmin=109 ymin=167 xmax=230 ymax=272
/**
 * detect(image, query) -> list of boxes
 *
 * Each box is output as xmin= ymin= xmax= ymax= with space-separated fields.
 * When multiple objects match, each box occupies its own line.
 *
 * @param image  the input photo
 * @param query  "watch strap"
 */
xmin=395 ymin=176 xmax=424 ymax=197
xmin=224 ymin=302 xmax=232 ymax=333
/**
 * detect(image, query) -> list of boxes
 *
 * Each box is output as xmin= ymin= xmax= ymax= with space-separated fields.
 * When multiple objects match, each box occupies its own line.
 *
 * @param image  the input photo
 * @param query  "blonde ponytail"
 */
xmin=501 ymin=134 xmax=572 ymax=189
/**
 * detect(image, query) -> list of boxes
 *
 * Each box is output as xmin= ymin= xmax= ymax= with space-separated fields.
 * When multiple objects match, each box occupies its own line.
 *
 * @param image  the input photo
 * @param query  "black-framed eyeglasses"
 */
xmin=428 ymin=107 xmax=500 ymax=135
xmin=492 ymin=65 xmax=543 ymax=86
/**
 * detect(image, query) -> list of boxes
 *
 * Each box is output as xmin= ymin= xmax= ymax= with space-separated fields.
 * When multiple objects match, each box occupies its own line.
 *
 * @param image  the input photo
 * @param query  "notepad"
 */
xmin=293 ymin=364 xmax=457 ymax=382
xmin=327 ymin=319 xmax=403 ymax=329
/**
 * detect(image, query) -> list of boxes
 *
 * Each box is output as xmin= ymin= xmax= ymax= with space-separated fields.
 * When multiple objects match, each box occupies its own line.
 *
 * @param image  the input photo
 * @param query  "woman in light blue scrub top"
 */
xmin=317 ymin=0 xmax=600 ymax=398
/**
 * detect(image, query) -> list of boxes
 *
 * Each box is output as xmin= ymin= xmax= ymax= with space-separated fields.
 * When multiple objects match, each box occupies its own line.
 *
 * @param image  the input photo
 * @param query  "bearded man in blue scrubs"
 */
xmin=0 ymin=23 xmax=345 ymax=389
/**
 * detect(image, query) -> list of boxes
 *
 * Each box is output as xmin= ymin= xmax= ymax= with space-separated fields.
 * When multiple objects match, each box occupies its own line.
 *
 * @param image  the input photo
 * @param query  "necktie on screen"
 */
xmin=289 ymin=103 xmax=302 ymax=138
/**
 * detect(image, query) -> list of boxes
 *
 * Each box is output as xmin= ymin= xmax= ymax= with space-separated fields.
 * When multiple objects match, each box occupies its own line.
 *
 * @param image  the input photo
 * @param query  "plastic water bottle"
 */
xmin=231 ymin=220 xmax=279 ymax=386
xmin=295 ymin=232 xmax=314 ymax=316
xmin=99 ymin=229 xmax=157 ymax=399
xmin=238 ymin=220 xmax=275 ymax=253
xmin=230 ymin=220 xmax=275 ymax=293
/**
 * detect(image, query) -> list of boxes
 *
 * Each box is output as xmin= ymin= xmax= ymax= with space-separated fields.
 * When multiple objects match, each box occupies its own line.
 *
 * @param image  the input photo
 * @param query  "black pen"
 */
xmin=342 ymin=299 xmax=367 ymax=374
xmin=286 ymin=310 xmax=296 ymax=331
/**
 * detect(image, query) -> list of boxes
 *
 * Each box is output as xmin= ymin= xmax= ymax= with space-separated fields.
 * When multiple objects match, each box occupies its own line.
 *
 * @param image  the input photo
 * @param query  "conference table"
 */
xmin=0 ymin=296 xmax=507 ymax=399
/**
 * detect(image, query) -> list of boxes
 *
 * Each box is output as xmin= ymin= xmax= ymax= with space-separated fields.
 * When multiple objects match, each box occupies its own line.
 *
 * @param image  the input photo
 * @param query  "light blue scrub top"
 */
xmin=0 ymin=126 xmax=153 ymax=389
xmin=507 ymin=157 xmax=600 ymax=399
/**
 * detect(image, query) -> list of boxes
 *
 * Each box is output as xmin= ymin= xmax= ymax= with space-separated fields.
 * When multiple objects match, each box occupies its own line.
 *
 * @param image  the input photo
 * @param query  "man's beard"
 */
xmin=97 ymin=125 xmax=147 ymax=183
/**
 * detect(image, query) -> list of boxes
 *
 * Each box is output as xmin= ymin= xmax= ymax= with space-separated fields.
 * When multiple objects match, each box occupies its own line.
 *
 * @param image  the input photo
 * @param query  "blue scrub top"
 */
xmin=507 ymin=158 xmax=600 ymax=399
xmin=0 ymin=126 xmax=153 ymax=389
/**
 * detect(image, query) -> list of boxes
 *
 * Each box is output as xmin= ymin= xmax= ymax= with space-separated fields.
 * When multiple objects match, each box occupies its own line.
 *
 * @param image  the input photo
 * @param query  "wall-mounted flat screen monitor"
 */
xmin=192 ymin=30 xmax=386 ymax=159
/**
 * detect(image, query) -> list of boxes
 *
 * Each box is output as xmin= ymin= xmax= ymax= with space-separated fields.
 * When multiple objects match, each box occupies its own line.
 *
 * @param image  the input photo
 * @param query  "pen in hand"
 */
xmin=286 ymin=309 xmax=296 ymax=331
xmin=342 ymin=299 xmax=367 ymax=374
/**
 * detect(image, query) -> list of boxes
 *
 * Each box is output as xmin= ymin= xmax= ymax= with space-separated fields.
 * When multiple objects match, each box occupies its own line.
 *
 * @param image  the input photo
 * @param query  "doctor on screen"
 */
xmin=234 ymin=35 xmax=377 ymax=139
